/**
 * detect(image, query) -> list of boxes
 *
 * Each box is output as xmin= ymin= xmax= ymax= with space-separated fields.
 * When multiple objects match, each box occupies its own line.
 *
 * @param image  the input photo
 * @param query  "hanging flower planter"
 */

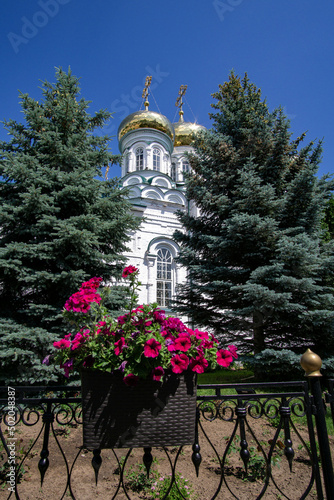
xmin=46 ymin=265 xmax=237 ymax=449
xmin=81 ymin=369 xmax=197 ymax=449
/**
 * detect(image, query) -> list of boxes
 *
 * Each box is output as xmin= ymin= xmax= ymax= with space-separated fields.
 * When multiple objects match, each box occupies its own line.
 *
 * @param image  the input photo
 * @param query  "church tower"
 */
xmin=118 ymin=78 xmax=205 ymax=309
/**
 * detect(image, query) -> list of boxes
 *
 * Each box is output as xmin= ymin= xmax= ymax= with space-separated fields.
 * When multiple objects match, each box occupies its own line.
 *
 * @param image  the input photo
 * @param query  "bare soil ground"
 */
xmin=2 ymin=411 xmax=332 ymax=499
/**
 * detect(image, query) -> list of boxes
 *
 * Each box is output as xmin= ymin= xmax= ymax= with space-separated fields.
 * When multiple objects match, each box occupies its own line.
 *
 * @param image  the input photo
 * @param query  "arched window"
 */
xmin=125 ymin=152 xmax=130 ymax=174
xmin=182 ymin=160 xmax=190 ymax=174
xmin=153 ymin=148 xmax=160 ymax=171
xmin=136 ymin=147 xmax=144 ymax=170
xmin=171 ymin=162 xmax=176 ymax=181
xmin=157 ymin=248 xmax=172 ymax=307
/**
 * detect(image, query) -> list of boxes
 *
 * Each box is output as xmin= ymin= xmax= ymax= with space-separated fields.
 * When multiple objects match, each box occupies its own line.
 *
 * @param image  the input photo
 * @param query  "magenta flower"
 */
xmin=161 ymin=327 xmax=175 ymax=340
xmin=53 ymin=339 xmax=71 ymax=349
xmin=200 ymin=339 xmax=214 ymax=349
xmin=51 ymin=268 xmax=236 ymax=381
xmin=153 ymin=309 xmax=166 ymax=323
xmin=217 ymin=349 xmax=233 ymax=367
xmin=96 ymin=321 xmax=115 ymax=336
xmin=194 ymin=329 xmax=209 ymax=340
xmin=122 ymin=265 xmax=138 ymax=278
xmin=115 ymin=337 xmax=127 ymax=356
xmin=80 ymin=277 xmax=102 ymax=290
xmin=117 ymin=313 xmax=129 ymax=325
xmin=60 ymin=358 xmax=74 ymax=378
xmin=71 ymin=331 xmax=89 ymax=350
xmin=151 ymin=366 xmax=165 ymax=381
xmin=123 ymin=373 xmax=139 ymax=386
xmin=228 ymin=345 xmax=238 ymax=359
xmin=64 ymin=289 xmax=101 ymax=313
xmin=164 ymin=317 xmax=186 ymax=333
xmin=144 ymin=338 xmax=162 ymax=358
xmin=132 ymin=305 xmax=144 ymax=314
xmin=189 ymin=354 xmax=208 ymax=374
xmin=166 ymin=338 xmax=176 ymax=352
xmin=171 ymin=353 xmax=189 ymax=374
xmin=174 ymin=334 xmax=192 ymax=352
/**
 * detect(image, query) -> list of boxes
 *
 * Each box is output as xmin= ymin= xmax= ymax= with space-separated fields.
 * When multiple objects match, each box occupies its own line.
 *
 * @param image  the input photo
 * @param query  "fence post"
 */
xmin=301 ymin=349 xmax=334 ymax=499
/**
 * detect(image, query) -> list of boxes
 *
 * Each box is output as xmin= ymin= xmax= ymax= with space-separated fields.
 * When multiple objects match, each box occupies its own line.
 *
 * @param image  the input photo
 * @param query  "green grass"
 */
xmin=326 ymin=413 xmax=334 ymax=436
xmin=197 ymin=368 xmax=255 ymax=397
xmin=197 ymin=369 xmax=254 ymax=385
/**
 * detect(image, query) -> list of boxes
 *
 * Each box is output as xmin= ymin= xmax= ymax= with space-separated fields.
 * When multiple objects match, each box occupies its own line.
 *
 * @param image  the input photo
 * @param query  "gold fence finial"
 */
xmin=300 ymin=348 xmax=322 ymax=377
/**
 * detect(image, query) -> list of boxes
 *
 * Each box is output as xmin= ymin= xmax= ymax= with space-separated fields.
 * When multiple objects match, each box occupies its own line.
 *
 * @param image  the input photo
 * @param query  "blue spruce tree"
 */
xmin=0 ymin=68 xmax=139 ymax=383
xmin=174 ymin=72 xmax=334 ymax=355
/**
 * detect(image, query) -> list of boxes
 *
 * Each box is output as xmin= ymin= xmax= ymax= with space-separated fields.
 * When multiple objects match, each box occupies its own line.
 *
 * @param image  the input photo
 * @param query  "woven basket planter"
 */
xmin=81 ymin=370 xmax=197 ymax=450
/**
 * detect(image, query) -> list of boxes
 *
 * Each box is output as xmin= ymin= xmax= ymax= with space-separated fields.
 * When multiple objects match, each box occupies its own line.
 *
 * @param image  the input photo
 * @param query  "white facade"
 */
xmin=118 ymin=108 xmax=204 ymax=310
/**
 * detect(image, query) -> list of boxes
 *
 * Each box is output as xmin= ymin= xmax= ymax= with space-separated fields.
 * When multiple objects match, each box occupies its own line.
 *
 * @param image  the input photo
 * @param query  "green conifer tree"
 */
xmin=0 ymin=68 xmax=140 ymax=383
xmin=174 ymin=72 xmax=334 ymax=355
xmin=322 ymin=195 xmax=334 ymax=241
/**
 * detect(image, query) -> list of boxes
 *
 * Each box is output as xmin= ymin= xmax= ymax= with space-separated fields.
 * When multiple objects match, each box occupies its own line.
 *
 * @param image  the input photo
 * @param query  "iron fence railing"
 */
xmin=1 ymin=379 xmax=333 ymax=499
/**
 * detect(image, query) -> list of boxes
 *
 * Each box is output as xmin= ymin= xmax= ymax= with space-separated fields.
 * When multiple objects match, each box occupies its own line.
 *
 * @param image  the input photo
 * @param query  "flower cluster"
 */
xmin=49 ymin=266 xmax=237 ymax=384
xmin=63 ymin=277 xmax=102 ymax=314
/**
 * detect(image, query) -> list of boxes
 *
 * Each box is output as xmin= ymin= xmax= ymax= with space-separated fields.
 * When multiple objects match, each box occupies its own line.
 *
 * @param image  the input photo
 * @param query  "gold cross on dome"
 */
xmin=142 ymin=76 xmax=152 ymax=110
xmin=175 ymin=84 xmax=188 ymax=121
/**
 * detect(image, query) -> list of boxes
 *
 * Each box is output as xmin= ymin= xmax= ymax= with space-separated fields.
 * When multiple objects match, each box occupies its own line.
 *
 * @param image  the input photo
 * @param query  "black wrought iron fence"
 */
xmin=1 ymin=378 xmax=334 ymax=499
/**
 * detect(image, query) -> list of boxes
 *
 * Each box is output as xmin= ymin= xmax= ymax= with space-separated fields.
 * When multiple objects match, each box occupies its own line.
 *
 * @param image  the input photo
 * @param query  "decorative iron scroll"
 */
xmin=0 ymin=381 xmax=329 ymax=499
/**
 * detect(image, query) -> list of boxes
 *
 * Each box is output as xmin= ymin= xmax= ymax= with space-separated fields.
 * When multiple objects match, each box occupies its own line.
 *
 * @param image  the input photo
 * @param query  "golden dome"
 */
xmin=173 ymin=121 xmax=206 ymax=147
xmin=118 ymin=110 xmax=174 ymax=143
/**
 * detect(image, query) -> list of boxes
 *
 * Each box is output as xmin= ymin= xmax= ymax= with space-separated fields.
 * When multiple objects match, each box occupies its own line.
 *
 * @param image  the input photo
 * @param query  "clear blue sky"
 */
xmin=1 ymin=0 xmax=333 ymax=178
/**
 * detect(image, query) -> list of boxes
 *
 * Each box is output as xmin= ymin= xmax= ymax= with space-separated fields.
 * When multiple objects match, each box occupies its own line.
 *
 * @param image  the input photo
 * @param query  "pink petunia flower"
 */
xmin=189 ymin=354 xmax=209 ymax=374
xmin=166 ymin=338 xmax=176 ymax=352
xmin=170 ymin=353 xmax=189 ymax=374
xmin=123 ymin=373 xmax=139 ymax=386
xmin=53 ymin=339 xmax=71 ymax=349
xmin=71 ymin=331 xmax=89 ymax=350
xmin=122 ymin=266 xmax=139 ymax=278
xmin=144 ymin=338 xmax=162 ymax=358
xmin=163 ymin=317 xmax=187 ymax=333
xmin=151 ymin=366 xmax=165 ymax=381
xmin=117 ymin=313 xmax=129 ymax=325
xmin=133 ymin=305 xmax=144 ymax=313
xmin=115 ymin=337 xmax=127 ymax=355
xmin=160 ymin=327 xmax=175 ymax=340
xmin=174 ymin=334 xmax=192 ymax=352
xmin=228 ymin=345 xmax=238 ymax=359
xmin=96 ymin=321 xmax=114 ymax=336
xmin=217 ymin=349 xmax=233 ymax=367
xmin=153 ymin=309 xmax=166 ymax=323
xmin=200 ymin=339 xmax=214 ymax=349
xmin=194 ymin=329 xmax=209 ymax=340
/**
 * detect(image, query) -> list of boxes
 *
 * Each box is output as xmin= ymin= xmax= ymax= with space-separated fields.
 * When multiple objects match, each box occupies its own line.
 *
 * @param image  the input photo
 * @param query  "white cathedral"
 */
xmin=117 ymin=81 xmax=205 ymax=310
